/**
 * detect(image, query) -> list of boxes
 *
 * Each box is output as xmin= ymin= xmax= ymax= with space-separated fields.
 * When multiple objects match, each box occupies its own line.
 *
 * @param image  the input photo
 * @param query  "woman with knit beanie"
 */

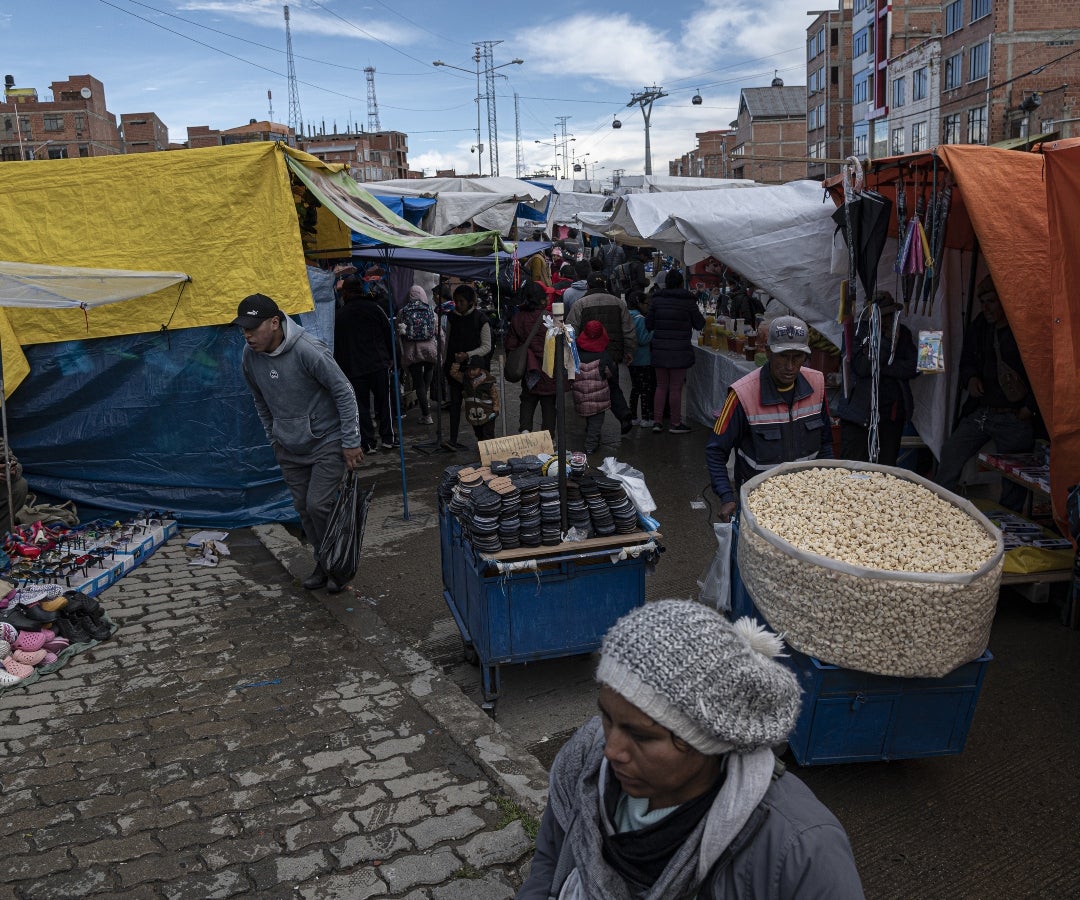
xmin=517 ymin=601 xmax=864 ymax=900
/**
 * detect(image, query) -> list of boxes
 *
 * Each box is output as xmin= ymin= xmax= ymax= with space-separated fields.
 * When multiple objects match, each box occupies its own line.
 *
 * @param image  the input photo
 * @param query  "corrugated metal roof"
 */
xmin=741 ymin=86 xmax=806 ymax=119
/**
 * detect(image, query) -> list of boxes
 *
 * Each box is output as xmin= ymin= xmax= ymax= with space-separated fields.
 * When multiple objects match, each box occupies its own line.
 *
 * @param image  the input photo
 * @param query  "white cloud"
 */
xmin=178 ymin=0 xmax=418 ymax=44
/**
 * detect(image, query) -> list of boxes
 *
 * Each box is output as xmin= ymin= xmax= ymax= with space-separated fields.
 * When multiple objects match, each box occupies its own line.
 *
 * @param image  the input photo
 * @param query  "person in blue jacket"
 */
xmin=516 ymin=600 xmax=865 ymax=900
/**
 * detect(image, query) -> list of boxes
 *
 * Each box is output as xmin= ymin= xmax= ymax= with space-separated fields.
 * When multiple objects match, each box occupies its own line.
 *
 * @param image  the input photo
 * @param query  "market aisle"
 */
xmin=0 ymin=530 xmax=540 ymax=898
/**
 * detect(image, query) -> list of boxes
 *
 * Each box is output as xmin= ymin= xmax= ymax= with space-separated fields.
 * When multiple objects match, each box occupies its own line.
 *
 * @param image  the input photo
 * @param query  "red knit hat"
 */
xmin=576 ymin=320 xmax=609 ymax=353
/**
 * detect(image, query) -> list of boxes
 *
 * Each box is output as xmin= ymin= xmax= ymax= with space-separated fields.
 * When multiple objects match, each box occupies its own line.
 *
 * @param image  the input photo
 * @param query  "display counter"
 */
xmin=684 ymin=342 xmax=757 ymax=428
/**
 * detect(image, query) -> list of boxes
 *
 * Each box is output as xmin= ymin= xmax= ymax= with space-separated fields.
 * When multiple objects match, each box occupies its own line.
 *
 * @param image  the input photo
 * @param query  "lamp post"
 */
xmin=534 ymin=135 xmax=559 ymax=179
xmin=621 ymin=85 xmax=668 ymax=175
xmin=434 ymin=52 xmax=485 ymax=176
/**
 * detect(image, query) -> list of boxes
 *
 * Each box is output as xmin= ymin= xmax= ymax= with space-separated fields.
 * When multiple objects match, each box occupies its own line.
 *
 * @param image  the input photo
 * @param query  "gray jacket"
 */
xmin=517 ymin=718 xmax=864 ymax=900
xmin=241 ymin=316 xmax=362 ymax=455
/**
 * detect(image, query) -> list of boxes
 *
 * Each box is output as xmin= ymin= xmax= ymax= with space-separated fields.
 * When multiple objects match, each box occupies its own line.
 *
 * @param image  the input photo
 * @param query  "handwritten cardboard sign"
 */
xmin=478 ymin=431 xmax=554 ymax=468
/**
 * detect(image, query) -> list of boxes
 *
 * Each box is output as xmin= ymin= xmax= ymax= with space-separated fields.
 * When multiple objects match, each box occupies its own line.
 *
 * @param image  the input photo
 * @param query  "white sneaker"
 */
xmin=639 ymin=419 xmax=654 ymax=428
xmin=420 ymin=415 xmax=433 ymax=425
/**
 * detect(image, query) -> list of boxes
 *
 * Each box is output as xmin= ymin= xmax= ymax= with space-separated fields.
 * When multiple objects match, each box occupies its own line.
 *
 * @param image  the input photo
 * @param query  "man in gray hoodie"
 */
xmin=235 ymin=294 xmax=364 ymax=593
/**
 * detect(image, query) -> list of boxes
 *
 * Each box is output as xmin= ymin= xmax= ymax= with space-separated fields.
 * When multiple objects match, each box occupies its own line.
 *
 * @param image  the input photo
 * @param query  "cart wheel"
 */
xmin=463 ymin=643 xmax=479 ymax=666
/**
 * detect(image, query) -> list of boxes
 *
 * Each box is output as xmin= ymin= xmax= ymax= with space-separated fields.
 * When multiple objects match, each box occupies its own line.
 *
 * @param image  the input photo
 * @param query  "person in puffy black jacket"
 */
xmin=645 ymin=269 xmax=705 ymax=434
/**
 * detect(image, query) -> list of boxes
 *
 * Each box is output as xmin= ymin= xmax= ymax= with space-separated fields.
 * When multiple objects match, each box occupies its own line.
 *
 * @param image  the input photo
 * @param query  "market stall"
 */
xmin=437 ymin=424 xmax=661 ymax=714
xmin=684 ymin=343 xmax=757 ymax=428
xmin=731 ymin=460 xmax=1001 ymax=764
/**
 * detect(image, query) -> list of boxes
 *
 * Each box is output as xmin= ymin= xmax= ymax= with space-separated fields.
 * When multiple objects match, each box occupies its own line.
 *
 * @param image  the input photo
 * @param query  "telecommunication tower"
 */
xmin=477 ymin=40 xmax=500 ymax=176
xmin=514 ymin=92 xmax=523 ymax=178
xmin=365 ymin=67 xmax=381 ymax=132
xmin=284 ymin=6 xmax=304 ymax=139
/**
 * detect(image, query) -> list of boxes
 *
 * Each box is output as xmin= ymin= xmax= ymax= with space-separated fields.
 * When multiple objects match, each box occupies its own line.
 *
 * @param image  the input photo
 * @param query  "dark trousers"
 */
xmin=350 ymin=370 xmax=393 ymax=449
xmin=607 ymin=362 xmax=631 ymax=424
xmin=520 ymin=388 xmax=556 ymax=435
xmin=408 ymin=362 xmax=434 ymax=416
xmin=472 ymin=420 xmax=496 ymax=441
xmin=840 ymin=417 xmax=905 ymax=467
xmin=628 ymin=365 xmax=655 ymax=420
xmin=274 ymin=442 xmax=345 ymax=558
xmin=447 ymin=376 xmax=464 ymax=443
xmin=936 ymin=409 xmax=1034 ymax=511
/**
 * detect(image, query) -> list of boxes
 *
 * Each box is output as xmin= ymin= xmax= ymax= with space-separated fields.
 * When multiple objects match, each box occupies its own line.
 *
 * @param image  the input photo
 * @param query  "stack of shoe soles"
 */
xmin=597 ymin=476 xmax=640 ymax=534
xmin=538 ymin=477 xmax=563 ymax=546
xmin=449 ymin=467 xmax=484 ymax=518
xmin=517 ymin=477 xmax=542 ymax=547
xmin=465 ymin=484 xmax=503 ymax=554
xmin=490 ymin=478 xmax=521 ymax=550
xmin=578 ymin=477 xmax=616 ymax=537
xmin=565 ymin=480 xmax=592 ymax=533
xmin=0 ymin=590 xmax=112 ymax=688
xmin=438 ymin=464 xmax=469 ymax=505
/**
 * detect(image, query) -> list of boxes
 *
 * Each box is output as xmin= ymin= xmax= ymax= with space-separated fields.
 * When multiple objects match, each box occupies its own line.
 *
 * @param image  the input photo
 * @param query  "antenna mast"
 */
xmin=284 ymin=5 xmax=304 ymax=140
xmin=477 ymin=40 xmax=501 ymax=176
xmin=365 ymin=67 xmax=381 ymax=132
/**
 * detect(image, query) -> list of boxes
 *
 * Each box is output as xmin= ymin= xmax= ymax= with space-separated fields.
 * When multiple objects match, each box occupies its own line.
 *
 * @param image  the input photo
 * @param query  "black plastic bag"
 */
xmin=318 ymin=472 xmax=375 ymax=585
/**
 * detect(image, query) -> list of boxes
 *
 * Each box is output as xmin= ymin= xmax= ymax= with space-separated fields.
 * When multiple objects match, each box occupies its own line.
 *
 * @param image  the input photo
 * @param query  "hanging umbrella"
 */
xmin=830 ymin=189 xmax=893 ymax=300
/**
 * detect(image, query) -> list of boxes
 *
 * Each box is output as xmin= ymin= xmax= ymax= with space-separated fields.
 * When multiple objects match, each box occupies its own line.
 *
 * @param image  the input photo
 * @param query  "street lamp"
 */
xmin=433 ymin=52 xmax=485 ymax=176
xmin=435 ymin=49 xmax=523 ymax=177
xmin=534 ymin=135 xmax=560 ymax=179
xmin=27 ymin=140 xmax=53 ymax=160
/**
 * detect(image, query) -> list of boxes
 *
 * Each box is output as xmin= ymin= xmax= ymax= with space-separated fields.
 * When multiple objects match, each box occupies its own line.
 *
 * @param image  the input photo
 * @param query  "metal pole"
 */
xmin=381 ymin=250 xmax=410 ymax=520
xmin=553 ymin=301 xmax=567 ymax=532
xmin=475 ymin=48 xmax=483 ymax=177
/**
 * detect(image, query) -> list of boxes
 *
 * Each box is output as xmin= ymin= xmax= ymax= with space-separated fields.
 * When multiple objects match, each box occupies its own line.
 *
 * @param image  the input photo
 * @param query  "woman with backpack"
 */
xmin=505 ymin=280 xmax=557 ymax=438
xmin=398 ymin=285 xmax=438 ymax=425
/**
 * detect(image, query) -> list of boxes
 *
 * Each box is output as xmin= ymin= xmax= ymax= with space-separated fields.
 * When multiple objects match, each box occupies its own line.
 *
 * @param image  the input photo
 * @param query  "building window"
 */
xmin=891 ymin=126 xmax=905 ymax=155
xmin=854 ymin=0 xmax=868 ymax=12
xmin=942 ymin=113 xmax=961 ymax=144
xmin=831 ymin=66 xmax=839 ymax=86
xmin=911 ymin=121 xmax=928 ymax=152
xmin=853 ymin=77 xmax=868 ymax=106
xmin=854 ymin=133 xmax=868 ymax=157
xmin=893 ymin=77 xmax=906 ymax=108
xmin=1041 ymin=117 xmax=1056 ymax=134
xmin=43 ymin=114 xmax=64 ymax=132
xmin=74 ymin=113 xmax=85 ymax=133
xmin=967 ymin=106 xmax=987 ymax=144
xmin=47 ymin=146 xmax=68 ymax=159
xmin=969 ymin=41 xmax=989 ymax=81
xmin=853 ymin=29 xmax=868 ymax=58
xmin=913 ymin=68 xmax=927 ymax=101
xmin=944 ymin=53 xmax=963 ymax=90
xmin=971 ymin=0 xmax=990 ymax=21
xmin=831 ymin=28 xmax=838 ymax=47
xmin=945 ymin=0 xmax=963 ymax=35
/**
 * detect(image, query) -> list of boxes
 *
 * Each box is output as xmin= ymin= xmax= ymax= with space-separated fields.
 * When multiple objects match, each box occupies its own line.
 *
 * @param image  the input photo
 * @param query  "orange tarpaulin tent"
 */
xmin=833 ymin=143 xmax=1079 ymax=534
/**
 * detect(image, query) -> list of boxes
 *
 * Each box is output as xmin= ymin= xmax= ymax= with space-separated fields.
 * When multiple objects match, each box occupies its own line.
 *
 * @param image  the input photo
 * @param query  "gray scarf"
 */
xmin=549 ymin=718 xmax=775 ymax=900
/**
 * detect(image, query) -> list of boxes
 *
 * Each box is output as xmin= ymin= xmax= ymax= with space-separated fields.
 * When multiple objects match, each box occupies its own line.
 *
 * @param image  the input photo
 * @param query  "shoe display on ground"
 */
xmin=669 ymin=424 xmax=692 ymax=434
xmin=0 ymin=668 xmax=22 ymax=686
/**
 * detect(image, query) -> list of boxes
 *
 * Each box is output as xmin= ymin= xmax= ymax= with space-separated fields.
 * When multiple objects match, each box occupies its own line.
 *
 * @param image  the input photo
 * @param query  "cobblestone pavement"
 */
xmin=0 ymin=527 xmax=548 ymax=899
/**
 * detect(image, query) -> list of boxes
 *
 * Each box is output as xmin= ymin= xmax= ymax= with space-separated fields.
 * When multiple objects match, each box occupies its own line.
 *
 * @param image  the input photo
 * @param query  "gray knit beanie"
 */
xmin=596 ymin=600 xmax=801 ymax=754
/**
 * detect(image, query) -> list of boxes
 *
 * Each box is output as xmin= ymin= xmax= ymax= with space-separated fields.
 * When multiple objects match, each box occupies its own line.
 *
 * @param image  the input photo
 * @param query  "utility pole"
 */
xmin=627 ymin=86 xmax=667 ymax=175
xmin=555 ymin=115 xmax=571 ymax=181
xmin=477 ymin=41 xmax=501 ymax=176
xmin=284 ymin=5 xmax=304 ymax=141
xmin=365 ymin=67 xmax=381 ymax=132
xmin=514 ymin=92 xmax=524 ymax=178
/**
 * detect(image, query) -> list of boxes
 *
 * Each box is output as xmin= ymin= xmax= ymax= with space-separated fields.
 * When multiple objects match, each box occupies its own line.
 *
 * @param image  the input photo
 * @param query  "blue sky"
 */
xmin=1 ymin=0 xmax=816 ymax=180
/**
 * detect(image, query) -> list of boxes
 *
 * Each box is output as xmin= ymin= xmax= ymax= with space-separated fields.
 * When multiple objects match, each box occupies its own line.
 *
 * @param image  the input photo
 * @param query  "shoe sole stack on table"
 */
xmin=0 ymin=512 xmax=180 ymax=693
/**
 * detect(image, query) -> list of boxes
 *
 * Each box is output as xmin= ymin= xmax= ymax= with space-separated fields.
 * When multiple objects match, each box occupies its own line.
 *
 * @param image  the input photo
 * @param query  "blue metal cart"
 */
xmin=439 ymin=504 xmax=659 ymax=714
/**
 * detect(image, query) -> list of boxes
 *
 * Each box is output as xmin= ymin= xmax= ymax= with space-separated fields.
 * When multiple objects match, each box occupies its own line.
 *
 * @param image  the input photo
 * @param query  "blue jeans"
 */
xmin=936 ymin=409 xmax=1034 ymax=511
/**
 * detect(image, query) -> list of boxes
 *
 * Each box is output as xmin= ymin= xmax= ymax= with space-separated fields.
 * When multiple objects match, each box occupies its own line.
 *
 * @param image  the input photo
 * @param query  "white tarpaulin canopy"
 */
xmin=576 ymin=180 xmax=844 ymax=347
xmin=0 ymin=261 xmax=190 ymax=308
xmin=367 ymin=177 xmax=551 ymax=236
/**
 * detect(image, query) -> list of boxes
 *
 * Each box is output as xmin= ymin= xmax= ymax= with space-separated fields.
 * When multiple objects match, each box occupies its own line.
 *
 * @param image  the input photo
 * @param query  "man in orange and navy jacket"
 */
xmin=705 ymin=316 xmax=832 ymax=522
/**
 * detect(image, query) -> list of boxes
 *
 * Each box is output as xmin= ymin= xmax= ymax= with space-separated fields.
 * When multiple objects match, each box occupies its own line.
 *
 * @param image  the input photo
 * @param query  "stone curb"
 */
xmin=253 ymin=523 xmax=550 ymax=821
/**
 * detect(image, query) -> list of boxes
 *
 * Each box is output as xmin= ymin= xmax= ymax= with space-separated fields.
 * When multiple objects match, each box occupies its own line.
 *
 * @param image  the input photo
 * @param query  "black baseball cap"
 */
xmin=233 ymin=294 xmax=281 ymax=328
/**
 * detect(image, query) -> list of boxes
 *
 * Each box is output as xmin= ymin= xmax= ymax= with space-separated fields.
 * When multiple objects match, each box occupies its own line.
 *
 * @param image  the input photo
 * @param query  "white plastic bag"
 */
xmin=600 ymin=457 xmax=657 ymax=516
xmin=697 ymin=522 xmax=734 ymax=611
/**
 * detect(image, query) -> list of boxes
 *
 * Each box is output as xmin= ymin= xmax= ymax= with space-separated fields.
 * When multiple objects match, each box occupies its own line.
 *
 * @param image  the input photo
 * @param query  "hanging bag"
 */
xmin=318 ymin=472 xmax=375 ymax=585
xmin=504 ymin=315 xmax=544 ymax=383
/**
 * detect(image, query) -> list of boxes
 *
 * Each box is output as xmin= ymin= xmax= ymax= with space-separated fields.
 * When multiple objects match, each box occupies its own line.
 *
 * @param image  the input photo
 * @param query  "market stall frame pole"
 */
xmin=553 ymin=301 xmax=568 ymax=531
xmin=380 ymin=247 xmax=410 ymax=521
xmin=412 ymin=278 xmax=452 ymax=456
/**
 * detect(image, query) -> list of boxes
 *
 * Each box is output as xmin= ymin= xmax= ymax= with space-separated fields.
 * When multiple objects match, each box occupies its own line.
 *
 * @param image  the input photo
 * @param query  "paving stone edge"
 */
xmin=252 ymin=523 xmax=550 ymax=820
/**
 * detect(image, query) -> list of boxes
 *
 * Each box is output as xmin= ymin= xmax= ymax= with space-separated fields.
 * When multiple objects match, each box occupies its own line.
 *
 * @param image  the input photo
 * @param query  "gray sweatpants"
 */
xmin=275 ymin=441 xmax=346 ymax=560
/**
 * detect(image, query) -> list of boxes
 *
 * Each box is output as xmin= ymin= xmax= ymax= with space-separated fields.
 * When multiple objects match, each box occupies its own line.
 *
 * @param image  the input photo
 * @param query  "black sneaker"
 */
xmin=302 ymin=566 xmax=328 ymax=590
xmin=669 ymin=424 xmax=692 ymax=434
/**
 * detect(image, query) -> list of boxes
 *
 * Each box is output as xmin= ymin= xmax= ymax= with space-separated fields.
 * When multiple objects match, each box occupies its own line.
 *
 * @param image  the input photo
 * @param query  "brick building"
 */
xmin=187 ymin=120 xmax=295 ymax=149
xmin=939 ymin=0 xmax=1080 ymax=147
xmin=298 ymin=130 xmax=410 ymax=182
xmin=120 ymin=113 xmax=169 ymax=153
xmin=887 ymin=38 xmax=942 ymax=156
xmin=729 ymin=82 xmax=807 ymax=183
xmin=1 ymin=74 xmax=121 ymax=161
xmin=805 ymin=3 xmax=853 ymax=181
xmin=669 ymin=129 xmax=738 ymax=179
